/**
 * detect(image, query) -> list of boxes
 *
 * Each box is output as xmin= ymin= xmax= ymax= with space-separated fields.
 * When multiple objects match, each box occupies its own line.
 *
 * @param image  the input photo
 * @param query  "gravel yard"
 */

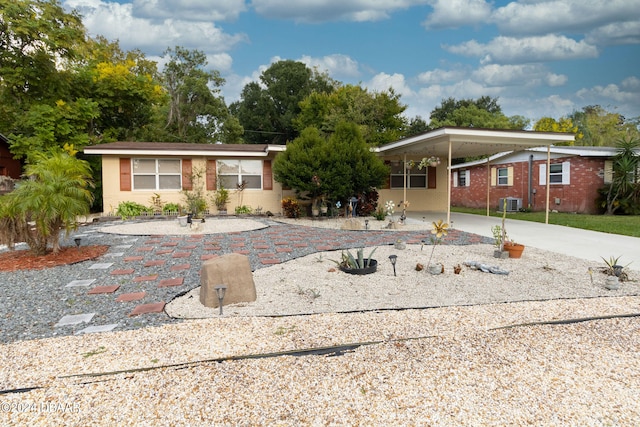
xmin=1 ymin=216 xmax=639 ymax=426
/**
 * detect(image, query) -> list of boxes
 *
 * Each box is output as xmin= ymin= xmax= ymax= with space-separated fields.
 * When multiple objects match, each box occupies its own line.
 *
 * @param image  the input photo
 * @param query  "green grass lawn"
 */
xmin=451 ymin=207 xmax=640 ymax=238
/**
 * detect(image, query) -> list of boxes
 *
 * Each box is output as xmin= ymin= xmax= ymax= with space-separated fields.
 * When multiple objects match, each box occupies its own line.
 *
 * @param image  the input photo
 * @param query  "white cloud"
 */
xmin=132 ymin=0 xmax=246 ymax=22
xmin=577 ymin=83 xmax=638 ymax=104
xmin=417 ymin=68 xmax=466 ymax=84
xmin=492 ymin=0 xmax=640 ymax=38
xmin=422 ymin=0 xmax=492 ymax=29
xmin=65 ymin=0 xmax=247 ymax=56
xmin=621 ymin=76 xmax=640 ymax=92
xmin=472 ymin=64 xmax=567 ymax=87
xmin=250 ymin=0 xmax=428 ymax=23
xmin=585 ymin=20 xmax=640 ymax=46
xmin=367 ymin=72 xmax=414 ymax=97
xmin=445 ymin=35 xmax=599 ymax=64
xmin=299 ymin=54 xmax=361 ymax=79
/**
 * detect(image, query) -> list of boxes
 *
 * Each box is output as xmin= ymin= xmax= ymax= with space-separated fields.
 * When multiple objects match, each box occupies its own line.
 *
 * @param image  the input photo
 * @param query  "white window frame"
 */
xmin=132 ymin=158 xmax=182 ymax=190
xmin=540 ymin=162 xmax=570 ymax=185
xmin=454 ymin=170 xmax=470 ymax=187
xmin=390 ymin=164 xmax=428 ymax=189
xmin=218 ymin=159 xmax=263 ymax=190
xmin=497 ymin=167 xmax=509 ymax=186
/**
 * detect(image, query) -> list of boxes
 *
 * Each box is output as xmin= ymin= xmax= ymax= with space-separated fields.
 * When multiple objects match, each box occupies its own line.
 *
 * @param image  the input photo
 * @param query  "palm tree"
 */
xmin=0 ymin=151 xmax=94 ymax=255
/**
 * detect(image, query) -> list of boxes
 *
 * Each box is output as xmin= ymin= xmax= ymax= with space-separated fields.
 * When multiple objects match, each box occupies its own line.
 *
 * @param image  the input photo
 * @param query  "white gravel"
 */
xmin=2 ymin=217 xmax=640 ymax=426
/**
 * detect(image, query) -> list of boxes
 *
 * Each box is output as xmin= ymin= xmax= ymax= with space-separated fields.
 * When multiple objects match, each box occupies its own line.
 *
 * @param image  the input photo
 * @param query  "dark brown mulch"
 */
xmin=0 ymin=245 xmax=110 ymax=272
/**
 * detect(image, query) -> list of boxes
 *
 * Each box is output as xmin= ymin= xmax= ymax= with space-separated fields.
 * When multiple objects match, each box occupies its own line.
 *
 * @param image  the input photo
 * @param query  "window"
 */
xmin=540 ymin=162 xmax=570 ymax=185
xmin=458 ymin=170 xmax=467 ymax=187
xmin=218 ymin=159 xmax=263 ymax=189
xmin=132 ymin=159 xmax=181 ymax=190
xmin=497 ymin=168 xmax=508 ymax=186
xmin=389 ymin=162 xmax=428 ymax=189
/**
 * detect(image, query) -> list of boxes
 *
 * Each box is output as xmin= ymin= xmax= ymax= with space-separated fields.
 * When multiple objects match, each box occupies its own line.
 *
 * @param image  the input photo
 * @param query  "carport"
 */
xmin=376 ymin=127 xmax=575 ymax=224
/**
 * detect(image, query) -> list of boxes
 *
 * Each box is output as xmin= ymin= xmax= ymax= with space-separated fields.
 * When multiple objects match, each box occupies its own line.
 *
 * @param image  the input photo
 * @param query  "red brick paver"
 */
xmin=128 ymin=302 xmax=165 ymax=316
xmin=170 ymin=263 xmax=191 ymax=271
xmin=111 ymin=269 xmax=135 ymax=275
xmin=144 ymin=260 xmax=166 ymax=267
xmin=158 ymin=278 xmax=184 ymax=288
xmin=88 ymin=285 xmax=120 ymax=294
xmin=116 ymin=292 xmax=146 ymax=302
xmin=133 ymin=274 xmax=159 ymax=282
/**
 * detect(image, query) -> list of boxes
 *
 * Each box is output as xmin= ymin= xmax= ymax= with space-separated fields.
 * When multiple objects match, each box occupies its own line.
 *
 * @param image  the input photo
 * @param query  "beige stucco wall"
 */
xmin=101 ymin=156 xmax=291 ymax=216
xmin=101 ymin=153 xmax=449 ymax=216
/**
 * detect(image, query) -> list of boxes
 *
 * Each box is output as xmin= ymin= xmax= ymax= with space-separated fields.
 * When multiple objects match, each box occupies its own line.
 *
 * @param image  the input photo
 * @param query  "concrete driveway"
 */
xmin=406 ymin=212 xmax=640 ymax=271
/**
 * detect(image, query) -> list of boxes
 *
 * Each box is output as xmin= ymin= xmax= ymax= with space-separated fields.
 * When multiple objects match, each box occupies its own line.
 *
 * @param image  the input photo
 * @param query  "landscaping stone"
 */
xmin=200 ymin=253 xmax=256 ymax=308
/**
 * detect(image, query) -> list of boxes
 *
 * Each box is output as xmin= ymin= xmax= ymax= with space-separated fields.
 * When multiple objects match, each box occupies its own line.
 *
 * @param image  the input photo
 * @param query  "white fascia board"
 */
xmin=526 ymin=146 xmax=616 ymax=157
xmin=83 ymin=149 xmax=270 ymax=157
xmin=450 ymin=151 xmax=513 ymax=169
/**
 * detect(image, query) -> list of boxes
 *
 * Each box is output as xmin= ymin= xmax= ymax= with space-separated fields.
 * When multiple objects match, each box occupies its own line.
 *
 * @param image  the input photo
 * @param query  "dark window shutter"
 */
xmin=206 ymin=160 xmax=217 ymax=190
xmin=428 ymin=166 xmax=437 ymax=189
xmin=263 ymin=160 xmax=273 ymax=190
xmin=120 ymin=158 xmax=131 ymax=191
xmin=182 ymin=159 xmax=192 ymax=190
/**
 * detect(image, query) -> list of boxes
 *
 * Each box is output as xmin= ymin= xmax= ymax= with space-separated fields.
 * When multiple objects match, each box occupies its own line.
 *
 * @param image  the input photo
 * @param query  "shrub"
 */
xmin=282 ymin=197 xmax=301 ymax=218
xmin=235 ymin=205 xmax=252 ymax=214
xmin=116 ymin=201 xmax=151 ymax=220
xmin=163 ymin=203 xmax=182 ymax=215
xmin=372 ymin=206 xmax=386 ymax=221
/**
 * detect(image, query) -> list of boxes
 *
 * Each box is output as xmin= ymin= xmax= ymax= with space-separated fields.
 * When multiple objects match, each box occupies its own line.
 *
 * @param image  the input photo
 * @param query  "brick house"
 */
xmin=450 ymin=146 xmax=625 ymax=214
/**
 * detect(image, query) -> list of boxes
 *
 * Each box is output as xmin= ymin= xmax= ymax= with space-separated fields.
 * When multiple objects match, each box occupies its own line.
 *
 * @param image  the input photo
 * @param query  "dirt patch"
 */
xmin=0 ymin=245 xmax=110 ymax=271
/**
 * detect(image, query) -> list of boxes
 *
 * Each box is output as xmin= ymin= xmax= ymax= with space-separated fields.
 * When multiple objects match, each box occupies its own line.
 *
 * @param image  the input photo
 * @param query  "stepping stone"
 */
xmin=54 ymin=313 xmax=95 ymax=327
xmin=88 ymin=285 xmax=120 ymax=294
xmin=144 ymin=260 xmax=166 ymax=267
xmin=158 ymin=278 xmax=184 ymax=288
xmin=133 ymin=274 xmax=158 ymax=282
xmin=111 ymin=269 xmax=135 ymax=275
xmin=172 ymin=252 xmax=192 ymax=258
xmin=65 ymin=279 xmax=97 ymax=288
xmin=128 ymin=302 xmax=165 ymax=317
xmin=88 ymin=262 xmax=114 ymax=270
xmin=103 ymin=252 xmax=125 ymax=257
xmin=201 ymin=254 xmax=218 ymax=260
xmin=137 ymin=246 xmax=154 ymax=252
xmin=124 ymin=256 xmax=144 ymax=262
xmin=116 ymin=292 xmax=146 ymax=302
xmin=155 ymin=250 xmax=173 ymax=255
xmin=75 ymin=324 xmax=118 ymax=335
xmin=114 ymin=244 xmax=133 ymax=249
xmin=170 ymin=264 xmax=191 ymax=271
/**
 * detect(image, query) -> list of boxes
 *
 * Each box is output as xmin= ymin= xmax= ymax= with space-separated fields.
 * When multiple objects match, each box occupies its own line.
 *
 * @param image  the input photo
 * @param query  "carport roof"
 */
xmin=376 ymin=127 xmax=575 ymax=158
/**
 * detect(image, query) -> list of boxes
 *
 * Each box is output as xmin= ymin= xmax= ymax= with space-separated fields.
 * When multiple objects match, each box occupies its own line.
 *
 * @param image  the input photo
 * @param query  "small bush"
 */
xmin=235 ymin=205 xmax=252 ymax=215
xmin=116 ymin=201 xmax=151 ymax=220
xmin=282 ymin=197 xmax=301 ymax=218
xmin=163 ymin=203 xmax=182 ymax=215
xmin=372 ymin=206 xmax=386 ymax=221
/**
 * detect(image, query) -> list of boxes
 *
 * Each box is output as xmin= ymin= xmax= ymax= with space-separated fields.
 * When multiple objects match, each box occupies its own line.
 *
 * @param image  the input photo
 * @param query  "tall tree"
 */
xmin=294 ymin=85 xmax=407 ymax=146
xmin=155 ymin=46 xmax=241 ymax=144
xmin=533 ymin=117 xmax=582 ymax=145
xmin=569 ymin=105 xmax=639 ymax=147
xmin=428 ymin=96 xmax=529 ymax=130
xmin=602 ymin=137 xmax=640 ymax=215
xmin=231 ymin=60 xmax=337 ymax=144
xmin=0 ymin=0 xmax=89 ymax=157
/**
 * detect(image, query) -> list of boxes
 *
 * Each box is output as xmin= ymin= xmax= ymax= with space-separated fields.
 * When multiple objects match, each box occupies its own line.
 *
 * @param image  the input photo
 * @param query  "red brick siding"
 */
xmin=451 ymin=156 xmax=606 ymax=214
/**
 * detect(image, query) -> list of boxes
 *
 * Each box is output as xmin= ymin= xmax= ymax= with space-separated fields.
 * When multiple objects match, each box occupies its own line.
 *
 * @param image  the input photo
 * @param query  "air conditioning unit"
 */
xmin=498 ymin=197 xmax=522 ymax=212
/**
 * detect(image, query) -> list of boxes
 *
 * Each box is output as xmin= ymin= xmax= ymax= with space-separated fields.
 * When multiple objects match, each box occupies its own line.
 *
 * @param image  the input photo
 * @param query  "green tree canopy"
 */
xmin=428 ymin=96 xmax=529 ymax=130
xmin=272 ymin=122 xmax=389 ymax=204
xmin=533 ymin=116 xmax=581 ymax=145
xmin=294 ymin=85 xmax=407 ymax=146
xmin=230 ymin=60 xmax=337 ymax=144
xmin=569 ymin=105 xmax=639 ymax=147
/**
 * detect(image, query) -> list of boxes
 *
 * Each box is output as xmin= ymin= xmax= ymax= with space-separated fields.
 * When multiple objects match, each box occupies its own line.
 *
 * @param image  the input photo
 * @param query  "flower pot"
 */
xmin=177 ymin=215 xmax=189 ymax=227
xmin=312 ymin=208 xmax=320 ymax=217
xmin=340 ymin=259 xmax=377 ymax=275
xmin=320 ymin=206 xmax=328 ymax=214
xmin=504 ymin=243 xmax=525 ymax=258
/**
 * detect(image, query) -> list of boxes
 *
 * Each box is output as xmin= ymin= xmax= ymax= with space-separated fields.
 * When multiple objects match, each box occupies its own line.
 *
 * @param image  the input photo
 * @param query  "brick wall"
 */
xmin=451 ymin=156 xmax=606 ymax=214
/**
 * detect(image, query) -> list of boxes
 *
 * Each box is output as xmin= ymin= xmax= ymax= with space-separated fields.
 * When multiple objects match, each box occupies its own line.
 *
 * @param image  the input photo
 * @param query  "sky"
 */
xmin=62 ymin=0 xmax=640 ymax=126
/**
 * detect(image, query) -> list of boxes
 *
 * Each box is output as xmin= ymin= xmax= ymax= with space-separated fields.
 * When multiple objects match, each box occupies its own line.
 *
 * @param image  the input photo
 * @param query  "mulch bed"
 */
xmin=0 ymin=245 xmax=110 ymax=272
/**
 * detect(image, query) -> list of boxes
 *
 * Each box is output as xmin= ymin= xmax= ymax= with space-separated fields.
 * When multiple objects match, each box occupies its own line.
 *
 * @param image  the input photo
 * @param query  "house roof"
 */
xmin=83 ymin=141 xmax=286 ymax=157
xmin=449 ymin=145 xmax=633 ymax=170
xmin=376 ymin=127 xmax=575 ymax=159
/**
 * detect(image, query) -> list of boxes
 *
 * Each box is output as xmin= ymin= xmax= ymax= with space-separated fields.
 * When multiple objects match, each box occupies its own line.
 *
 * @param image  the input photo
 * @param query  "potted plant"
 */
xmin=503 ymin=239 xmax=525 ymax=258
xmin=336 ymin=248 xmax=378 ymax=275
xmin=213 ymin=186 xmax=229 ymax=215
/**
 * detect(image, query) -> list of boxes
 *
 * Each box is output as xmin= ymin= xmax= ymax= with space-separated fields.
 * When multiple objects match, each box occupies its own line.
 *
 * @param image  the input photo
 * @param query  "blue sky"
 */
xmin=63 ymin=0 xmax=640 ymax=125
